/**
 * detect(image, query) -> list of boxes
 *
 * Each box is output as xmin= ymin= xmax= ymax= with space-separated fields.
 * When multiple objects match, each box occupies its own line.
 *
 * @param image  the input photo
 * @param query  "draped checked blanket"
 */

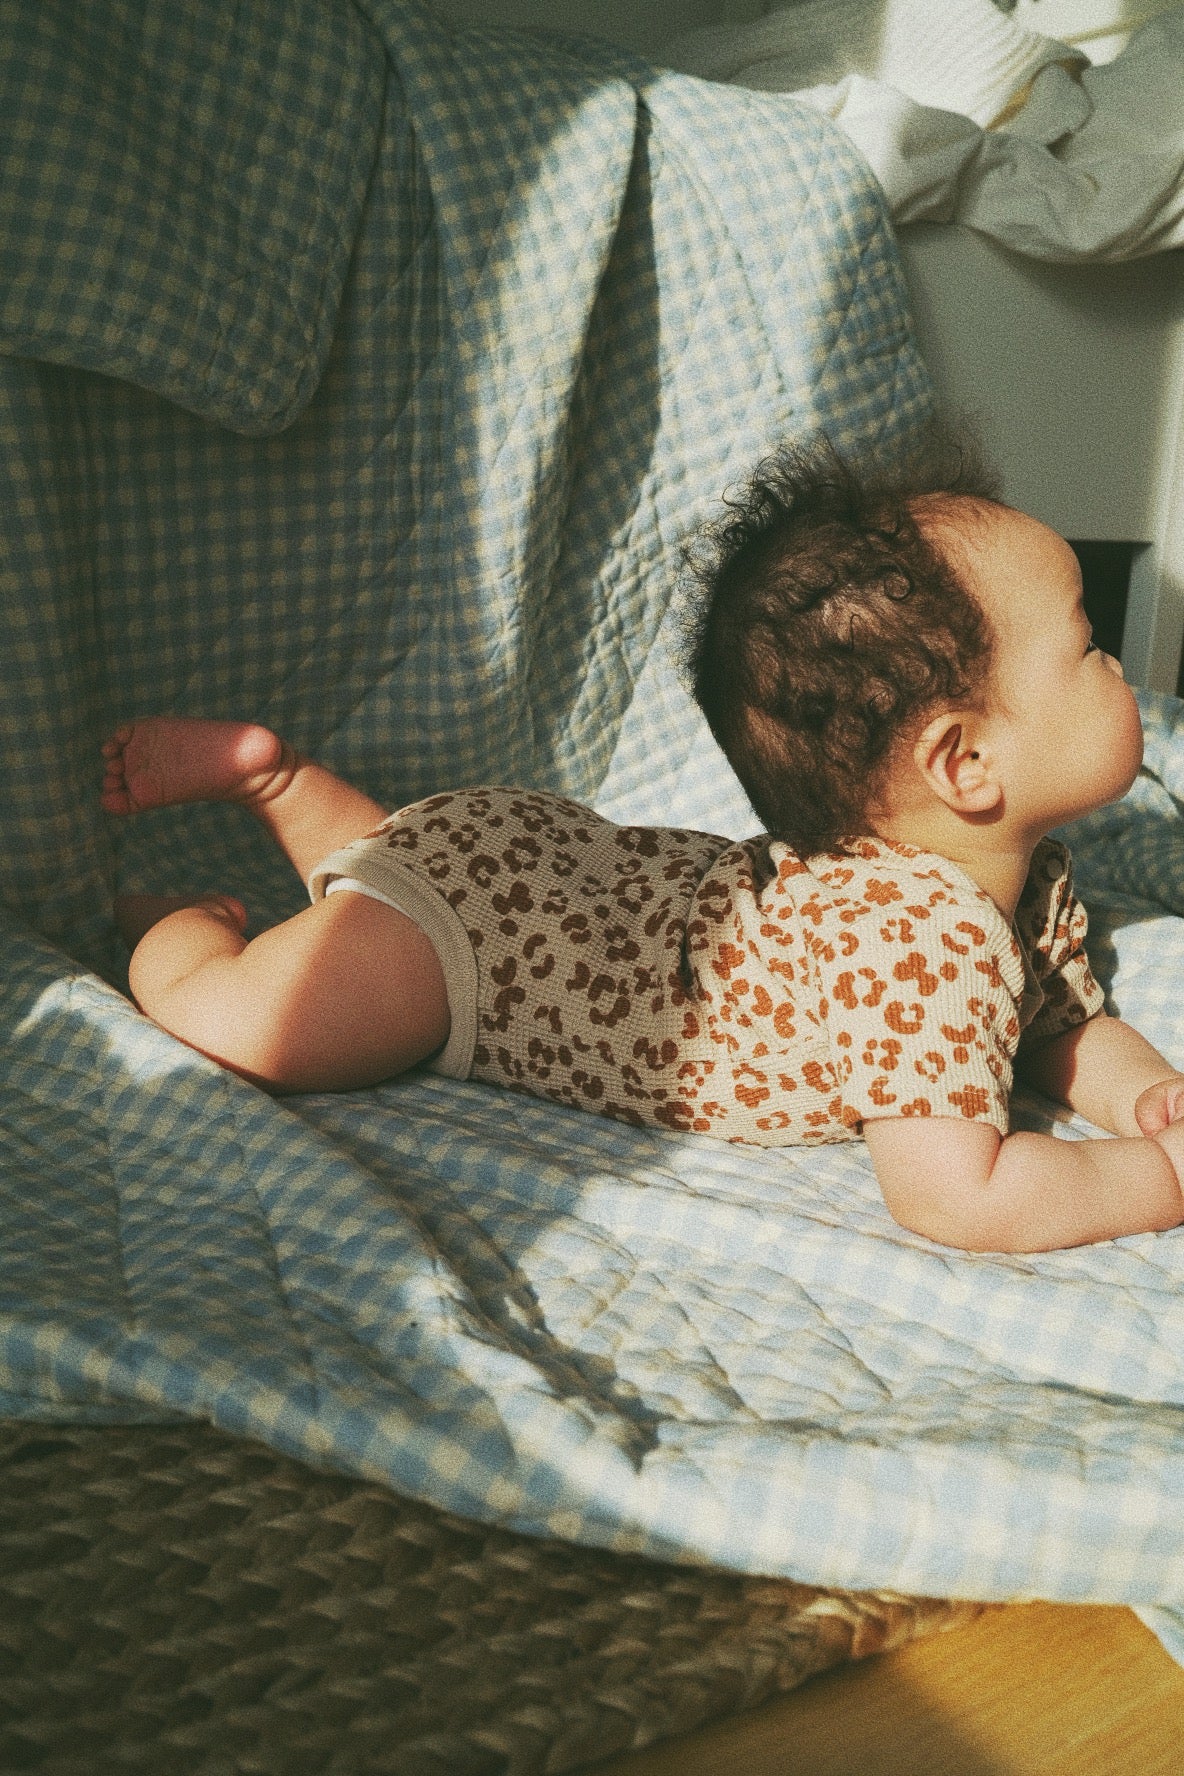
xmin=6 ymin=0 xmax=1184 ymax=1663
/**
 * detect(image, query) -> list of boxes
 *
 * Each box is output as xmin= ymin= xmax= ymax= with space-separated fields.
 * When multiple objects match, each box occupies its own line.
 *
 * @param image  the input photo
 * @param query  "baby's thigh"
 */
xmin=230 ymin=892 xmax=451 ymax=1092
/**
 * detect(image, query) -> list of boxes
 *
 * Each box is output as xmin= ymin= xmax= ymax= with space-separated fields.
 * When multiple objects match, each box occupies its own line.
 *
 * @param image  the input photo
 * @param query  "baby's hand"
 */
xmin=1135 ymin=1072 xmax=1184 ymax=1136
xmin=1149 ymin=1117 xmax=1184 ymax=1204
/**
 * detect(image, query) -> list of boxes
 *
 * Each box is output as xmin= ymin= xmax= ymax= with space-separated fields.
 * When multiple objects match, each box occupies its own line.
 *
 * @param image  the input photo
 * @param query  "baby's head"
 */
xmin=686 ymin=434 xmax=1141 ymax=851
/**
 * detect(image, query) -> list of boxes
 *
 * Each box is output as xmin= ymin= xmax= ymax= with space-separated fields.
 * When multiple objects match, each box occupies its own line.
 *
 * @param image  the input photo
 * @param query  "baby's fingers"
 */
xmin=1136 ymin=1077 xmax=1184 ymax=1135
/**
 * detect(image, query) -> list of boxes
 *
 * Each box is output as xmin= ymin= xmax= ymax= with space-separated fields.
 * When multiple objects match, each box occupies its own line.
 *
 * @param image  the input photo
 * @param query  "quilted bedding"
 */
xmin=5 ymin=0 xmax=1184 ymax=1662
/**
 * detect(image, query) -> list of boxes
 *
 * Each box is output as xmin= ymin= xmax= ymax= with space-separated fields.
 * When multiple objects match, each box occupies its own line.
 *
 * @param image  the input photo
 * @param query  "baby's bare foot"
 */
xmin=101 ymin=718 xmax=292 ymax=815
xmin=114 ymin=891 xmax=249 ymax=950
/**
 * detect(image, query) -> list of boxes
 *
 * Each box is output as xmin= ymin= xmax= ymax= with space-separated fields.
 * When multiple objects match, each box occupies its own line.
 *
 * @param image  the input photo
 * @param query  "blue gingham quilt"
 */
xmin=5 ymin=0 xmax=1184 ymax=1661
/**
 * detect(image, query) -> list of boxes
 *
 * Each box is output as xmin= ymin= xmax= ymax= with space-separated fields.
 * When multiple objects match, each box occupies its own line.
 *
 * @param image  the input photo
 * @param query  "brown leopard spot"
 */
xmin=492 ymin=880 xmax=535 ymax=917
xmin=633 ymin=1035 xmax=680 ymax=1071
xmin=654 ymin=1100 xmax=697 ymax=1131
xmin=605 ymin=925 xmax=641 ymax=963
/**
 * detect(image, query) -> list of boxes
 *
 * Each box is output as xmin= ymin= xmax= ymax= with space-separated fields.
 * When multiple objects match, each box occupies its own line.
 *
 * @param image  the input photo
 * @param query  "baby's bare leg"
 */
xmin=103 ymin=718 xmax=450 ymax=1091
xmin=101 ymin=716 xmax=387 ymax=882
xmin=125 ymin=890 xmax=450 ymax=1092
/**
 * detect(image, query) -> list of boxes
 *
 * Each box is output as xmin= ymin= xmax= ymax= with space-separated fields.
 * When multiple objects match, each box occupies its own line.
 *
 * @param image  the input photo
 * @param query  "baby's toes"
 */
xmin=101 ymin=723 xmax=134 ymax=759
xmin=100 ymin=763 xmax=132 ymax=814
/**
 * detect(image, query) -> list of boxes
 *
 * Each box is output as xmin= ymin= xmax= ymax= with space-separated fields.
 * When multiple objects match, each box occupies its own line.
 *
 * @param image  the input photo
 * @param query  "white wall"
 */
xmin=430 ymin=0 xmax=769 ymax=59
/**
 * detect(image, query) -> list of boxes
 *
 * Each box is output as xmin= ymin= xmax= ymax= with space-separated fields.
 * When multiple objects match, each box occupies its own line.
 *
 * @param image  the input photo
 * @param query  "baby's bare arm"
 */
xmin=1017 ymin=1011 xmax=1184 ymax=1137
xmin=863 ymin=1114 xmax=1184 ymax=1253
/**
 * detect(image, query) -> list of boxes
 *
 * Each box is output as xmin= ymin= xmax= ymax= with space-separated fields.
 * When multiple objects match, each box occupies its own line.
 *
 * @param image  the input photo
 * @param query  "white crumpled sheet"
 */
xmin=669 ymin=0 xmax=1184 ymax=261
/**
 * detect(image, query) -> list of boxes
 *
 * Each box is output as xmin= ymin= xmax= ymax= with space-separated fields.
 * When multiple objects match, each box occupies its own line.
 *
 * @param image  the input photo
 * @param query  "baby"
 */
xmin=102 ymin=442 xmax=1184 ymax=1255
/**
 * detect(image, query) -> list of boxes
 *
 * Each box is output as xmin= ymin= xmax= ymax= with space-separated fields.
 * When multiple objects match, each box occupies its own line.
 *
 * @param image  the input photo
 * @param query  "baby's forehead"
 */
xmin=918 ymin=499 xmax=1081 ymax=647
xmin=910 ymin=494 xmax=1037 ymax=590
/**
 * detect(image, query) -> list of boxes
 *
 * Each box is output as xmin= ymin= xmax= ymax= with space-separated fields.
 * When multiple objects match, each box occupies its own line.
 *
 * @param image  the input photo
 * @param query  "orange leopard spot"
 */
xmin=893 ymin=951 xmax=939 ymax=996
xmin=712 ymin=942 xmax=746 ymax=980
xmin=861 ymin=1037 xmax=902 ymax=1071
xmin=735 ymin=1081 xmax=771 ymax=1108
xmin=884 ymin=1001 xmax=924 ymax=1035
xmin=949 ymin=1084 xmax=992 ymax=1119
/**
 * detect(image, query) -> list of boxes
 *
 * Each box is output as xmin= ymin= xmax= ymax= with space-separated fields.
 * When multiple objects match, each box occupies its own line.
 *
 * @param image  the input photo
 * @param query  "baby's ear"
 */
xmin=912 ymin=712 xmax=1001 ymax=815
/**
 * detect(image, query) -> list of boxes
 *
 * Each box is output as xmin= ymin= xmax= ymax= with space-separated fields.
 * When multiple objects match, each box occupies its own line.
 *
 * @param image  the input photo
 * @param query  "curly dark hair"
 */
xmin=683 ymin=430 xmax=1001 ymax=853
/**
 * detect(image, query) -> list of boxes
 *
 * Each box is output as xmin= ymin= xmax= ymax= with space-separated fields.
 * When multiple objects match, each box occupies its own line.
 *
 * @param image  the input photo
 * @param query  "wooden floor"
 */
xmin=597 ymin=1602 xmax=1184 ymax=1776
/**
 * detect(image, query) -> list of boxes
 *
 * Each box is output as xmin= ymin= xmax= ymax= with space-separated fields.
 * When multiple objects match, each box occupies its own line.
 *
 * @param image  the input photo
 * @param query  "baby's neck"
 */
xmin=871 ymin=810 xmax=1038 ymax=921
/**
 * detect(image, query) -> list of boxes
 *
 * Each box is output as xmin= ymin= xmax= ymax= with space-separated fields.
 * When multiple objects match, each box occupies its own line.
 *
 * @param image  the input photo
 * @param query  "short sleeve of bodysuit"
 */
xmin=804 ymin=838 xmax=1102 ymax=1136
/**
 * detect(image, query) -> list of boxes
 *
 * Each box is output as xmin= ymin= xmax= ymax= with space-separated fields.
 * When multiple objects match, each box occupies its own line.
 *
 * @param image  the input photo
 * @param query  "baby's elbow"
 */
xmin=879 ymin=1130 xmax=1078 ymax=1255
xmin=878 ymin=1147 xmax=1031 ymax=1253
xmin=865 ymin=1115 xmax=1009 ymax=1251
xmin=883 ymin=1192 xmax=1013 ymax=1254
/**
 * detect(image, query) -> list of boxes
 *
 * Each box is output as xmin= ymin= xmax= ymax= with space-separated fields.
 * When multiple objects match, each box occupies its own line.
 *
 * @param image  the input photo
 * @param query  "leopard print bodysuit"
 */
xmin=309 ymin=787 xmax=1102 ymax=1145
